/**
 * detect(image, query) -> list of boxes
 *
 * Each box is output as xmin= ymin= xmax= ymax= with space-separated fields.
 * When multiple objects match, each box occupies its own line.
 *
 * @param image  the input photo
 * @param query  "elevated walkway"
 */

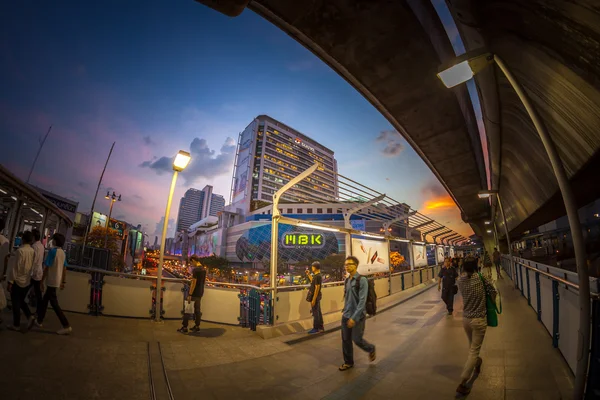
xmin=0 ymin=269 xmax=573 ymax=399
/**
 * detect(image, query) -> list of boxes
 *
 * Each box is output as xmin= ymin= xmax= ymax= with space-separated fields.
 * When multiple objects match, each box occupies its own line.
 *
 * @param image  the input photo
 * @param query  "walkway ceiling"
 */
xmin=195 ymin=0 xmax=600 ymax=240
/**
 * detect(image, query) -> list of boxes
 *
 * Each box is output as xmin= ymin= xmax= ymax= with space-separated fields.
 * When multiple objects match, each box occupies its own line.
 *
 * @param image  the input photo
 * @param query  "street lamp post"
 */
xmin=104 ymin=191 xmax=121 ymax=248
xmin=155 ymin=150 xmax=191 ymax=322
xmin=438 ymin=52 xmax=590 ymax=399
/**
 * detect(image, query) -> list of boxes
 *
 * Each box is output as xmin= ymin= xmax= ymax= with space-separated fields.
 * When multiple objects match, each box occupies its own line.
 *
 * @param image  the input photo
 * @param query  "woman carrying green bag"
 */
xmin=456 ymin=258 xmax=498 ymax=396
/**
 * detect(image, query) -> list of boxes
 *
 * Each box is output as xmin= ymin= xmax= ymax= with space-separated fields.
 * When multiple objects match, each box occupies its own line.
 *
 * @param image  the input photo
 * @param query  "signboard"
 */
xmin=350 ymin=219 xmax=366 ymax=232
xmin=436 ymin=246 xmax=445 ymax=264
xmin=412 ymin=244 xmax=427 ymax=267
xmin=449 ymin=247 xmax=455 ymax=257
xmin=90 ymin=212 xmax=108 ymax=232
xmin=109 ymin=219 xmax=126 ymax=239
xmin=352 ymin=238 xmax=389 ymax=275
xmin=281 ymin=232 xmax=324 ymax=248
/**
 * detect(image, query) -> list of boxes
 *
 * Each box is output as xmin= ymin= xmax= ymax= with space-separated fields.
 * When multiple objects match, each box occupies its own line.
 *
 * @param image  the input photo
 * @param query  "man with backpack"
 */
xmin=338 ymin=255 xmax=376 ymax=371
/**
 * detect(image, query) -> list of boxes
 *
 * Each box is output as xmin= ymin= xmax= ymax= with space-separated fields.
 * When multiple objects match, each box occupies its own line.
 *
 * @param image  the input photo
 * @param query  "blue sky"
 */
xmin=0 ymin=0 xmax=473 ymax=239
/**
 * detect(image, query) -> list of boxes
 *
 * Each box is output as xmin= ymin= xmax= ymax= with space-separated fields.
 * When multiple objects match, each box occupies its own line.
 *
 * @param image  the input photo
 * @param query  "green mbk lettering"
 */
xmin=299 ymin=235 xmax=308 ymax=245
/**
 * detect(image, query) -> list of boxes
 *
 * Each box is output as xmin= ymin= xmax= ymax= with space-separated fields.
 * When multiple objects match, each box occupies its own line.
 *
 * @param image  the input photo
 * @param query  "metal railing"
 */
xmin=501 ymin=255 xmax=600 ymax=399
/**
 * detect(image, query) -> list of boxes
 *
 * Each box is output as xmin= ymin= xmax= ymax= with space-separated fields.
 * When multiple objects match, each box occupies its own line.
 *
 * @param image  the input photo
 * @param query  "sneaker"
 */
xmin=307 ymin=328 xmax=320 ymax=334
xmin=26 ymin=316 xmax=37 ymax=331
xmin=369 ymin=347 xmax=376 ymax=362
xmin=456 ymin=383 xmax=471 ymax=395
xmin=57 ymin=327 xmax=72 ymax=335
xmin=190 ymin=326 xmax=200 ymax=333
xmin=474 ymin=357 xmax=483 ymax=374
xmin=177 ymin=327 xmax=188 ymax=334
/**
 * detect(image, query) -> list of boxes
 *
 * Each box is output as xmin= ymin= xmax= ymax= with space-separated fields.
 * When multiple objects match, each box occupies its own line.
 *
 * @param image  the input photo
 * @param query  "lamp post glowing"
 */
xmin=155 ymin=150 xmax=190 ymax=322
xmin=439 ymin=53 xmax=590 ymax=399
xmin=104 ymin=191 xmax=121 ymax=248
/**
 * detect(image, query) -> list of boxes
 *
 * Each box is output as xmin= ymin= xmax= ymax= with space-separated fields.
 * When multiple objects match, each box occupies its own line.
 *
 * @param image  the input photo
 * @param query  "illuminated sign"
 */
xmin=281 ymin=232 xmax=324 ymax=248
xmin=294 ymin=138 xmax=315 ymax=152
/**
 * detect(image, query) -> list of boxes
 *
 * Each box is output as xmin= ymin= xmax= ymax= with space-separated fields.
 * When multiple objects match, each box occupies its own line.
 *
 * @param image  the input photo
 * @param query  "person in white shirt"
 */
xmin=6 ymin=230 xmax=36 ymax=331
xmin=29 ymin=229 xmax=45 ymax=314
xmin=33 ymin=233 xmax=71 ymax=335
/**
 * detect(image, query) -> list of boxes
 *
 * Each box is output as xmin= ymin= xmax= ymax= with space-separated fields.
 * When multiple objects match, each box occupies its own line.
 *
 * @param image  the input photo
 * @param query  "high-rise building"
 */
xmin=230 ymin=115 xmax=338 ymax=215
xmin=176 ymin=186 xmax=225 ymax=232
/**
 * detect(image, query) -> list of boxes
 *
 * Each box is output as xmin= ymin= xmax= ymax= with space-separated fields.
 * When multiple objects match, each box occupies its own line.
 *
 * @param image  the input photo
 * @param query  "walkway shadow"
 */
xmin=432 ymin=364 xmax=462 ymax=380
xmin=188 ymin=328 xmax=226 ymax=338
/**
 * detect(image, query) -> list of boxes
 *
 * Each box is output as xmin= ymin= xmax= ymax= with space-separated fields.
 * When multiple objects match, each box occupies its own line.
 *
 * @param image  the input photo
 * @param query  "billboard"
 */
xmin=191 ymin=230 xmax=221 ymax=258
xmin=351 ymin=238 xmax=389 ymax=275
xmin=109 ymin=219 xmax=126 ymax=239
xmin=449 ymin=247 xmax=455 ymax=257
xmin=412 ymin=243 xmax=427 ymax=267
xmin=90 ymin=212 xmax=108 ymax=232
xmin=231 ymin=121 xmax=256 ymax=211
xmin=436 ymin=246 xmax=445 ymax=264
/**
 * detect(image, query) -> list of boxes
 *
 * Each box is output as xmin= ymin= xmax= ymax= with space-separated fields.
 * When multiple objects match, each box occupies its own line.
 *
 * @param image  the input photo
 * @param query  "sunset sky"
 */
xmin=0 ymin=0 xmax=474 ymax=240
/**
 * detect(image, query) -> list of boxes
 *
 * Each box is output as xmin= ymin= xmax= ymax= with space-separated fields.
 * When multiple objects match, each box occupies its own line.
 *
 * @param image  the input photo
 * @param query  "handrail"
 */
xmin=505 ymin=256 xmax=600 ymax=298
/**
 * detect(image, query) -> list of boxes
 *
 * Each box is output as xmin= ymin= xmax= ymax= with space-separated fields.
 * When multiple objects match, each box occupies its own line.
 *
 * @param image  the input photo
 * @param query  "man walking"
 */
xmin=178 ymin=260 xmax=206 ymax=334
xmin=492 ymin=248 xmax=502 ymax=279
xmin=438 ymin=257 xmax=459 ymax=315
xmin=6 ymin=231 xmax=35 ymax=331
xmin=34 ymin=233 xmax=72 ymax=335
xmin=306 ymin=261 xmax=324 ymax=334
xmin=339 ymin=256 xmax=376 ymax=371
xmin=30 ymin=229 xmax=45 ymax=313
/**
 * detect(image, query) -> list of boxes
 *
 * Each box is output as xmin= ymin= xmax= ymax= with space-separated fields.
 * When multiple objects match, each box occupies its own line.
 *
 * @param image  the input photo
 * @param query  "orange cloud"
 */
xmin=423 ymin=195 xmax=456 ymax=210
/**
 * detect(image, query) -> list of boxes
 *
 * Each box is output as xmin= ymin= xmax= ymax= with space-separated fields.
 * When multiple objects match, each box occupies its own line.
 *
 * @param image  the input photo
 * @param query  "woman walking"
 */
xmin=456 ymin=258 xmax=497 ymax=395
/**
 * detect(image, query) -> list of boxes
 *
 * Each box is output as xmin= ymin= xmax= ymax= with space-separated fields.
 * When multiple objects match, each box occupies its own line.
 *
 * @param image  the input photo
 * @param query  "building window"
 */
xmin=297 ymin=208 xmax=303 ymax=214
xmin=307 ymin=208 xmax=313 ymax=214
xmin=317 ymin=208 xmax=323 ymax=214
xmin=327 ymin=208 xmax=333 ymax=214
xmin=279 ymin=209 xmax=283 ymax=214
xmin=287 ymin=208 xmax=293 ymax=214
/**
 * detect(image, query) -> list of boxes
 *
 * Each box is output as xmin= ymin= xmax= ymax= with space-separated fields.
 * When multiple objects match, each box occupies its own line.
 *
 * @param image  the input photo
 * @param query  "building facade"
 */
xmin=229 ymin=115 xmax=338 ymax=216
xmin=177 ymin=185 xmax=225 ymax=232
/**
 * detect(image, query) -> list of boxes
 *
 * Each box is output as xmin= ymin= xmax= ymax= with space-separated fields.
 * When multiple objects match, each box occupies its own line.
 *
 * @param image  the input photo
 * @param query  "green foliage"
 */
xmin=191 ymin=254 xmax=229 ymax=271
xmin=86 ymin=226 xmax=124 ymax=272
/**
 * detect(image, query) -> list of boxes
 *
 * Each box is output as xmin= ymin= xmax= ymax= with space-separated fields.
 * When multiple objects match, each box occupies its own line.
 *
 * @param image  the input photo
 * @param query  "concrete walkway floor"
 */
xmin=0 ymin=271 xmax=573 ymax=400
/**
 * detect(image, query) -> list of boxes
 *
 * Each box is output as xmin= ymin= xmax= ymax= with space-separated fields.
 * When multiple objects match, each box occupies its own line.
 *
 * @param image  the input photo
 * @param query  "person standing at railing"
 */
xmin=338 ymin=256 xmax=376 ymax=372
xmin=492 ymin=248 xmax=502 ymax=279
xmin=6 ymin=231 xmax=35 ymax=332
xmin=178 ymin=260 xmax=206 ymax=334
xmin=438 ymin=257 xmax=458 ymax=315
xmin=33 ymin=233 xmax=72 ymax=335
xmin=306 ymin=261 xmax=324 ymax=334
xmin=456 ymin=258 xmax=497 ymax=396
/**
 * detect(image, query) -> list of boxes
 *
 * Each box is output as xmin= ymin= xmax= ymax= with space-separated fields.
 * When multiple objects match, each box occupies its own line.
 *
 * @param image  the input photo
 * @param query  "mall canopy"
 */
xmin=0 ymin=164 xmax=73 ymax=244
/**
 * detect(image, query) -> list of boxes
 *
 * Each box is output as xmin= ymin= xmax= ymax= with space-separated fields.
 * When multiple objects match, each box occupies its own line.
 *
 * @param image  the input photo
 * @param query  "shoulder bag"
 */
xmin=478 ymin=273 xmax=501 ymax=327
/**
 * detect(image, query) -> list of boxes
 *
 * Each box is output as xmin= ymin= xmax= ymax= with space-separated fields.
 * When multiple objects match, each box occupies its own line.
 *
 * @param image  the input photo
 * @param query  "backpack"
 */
xmin=346 ymin=274 xmax=378 ymax=316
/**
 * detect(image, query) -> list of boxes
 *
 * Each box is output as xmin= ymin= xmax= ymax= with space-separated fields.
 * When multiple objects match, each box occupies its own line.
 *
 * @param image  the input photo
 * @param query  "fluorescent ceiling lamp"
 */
xmin=297 ymin=222 xmax=340 ymax=232
xmin=437 ymin=61 xmax=473 ymax=88
xmin=173 ymin=150 xmax=191 ymax=171
xmin=0 ymin=188 xmax=7 ymax=194
xmin=362 ymin=233 xmax=385 ymax=239
xmin=392 ymin=238 xmax=410 ymax=243
xmin=11 ymin=196 xmax=17 ymax=201
xmin=478 ymin=193 xmax=491 ymax=199
xmin=487 ymin=230 xmax=492 ymax=233
xmin=484 ymin=221 xmax=491 ymax=225
xmin=414 ymin=241 xmax=425 ymax=245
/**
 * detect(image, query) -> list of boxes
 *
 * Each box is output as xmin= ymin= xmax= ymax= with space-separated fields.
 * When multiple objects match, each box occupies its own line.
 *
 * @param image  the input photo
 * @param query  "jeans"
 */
xmin=38 ymin=287 xmax=70 ymax=328
xmin=311 ymin=300 xmax=324 ymax=330
xmin=29 ymin=279 xmax=43 ymax=312
xmin=341 ymin=316 xmax=374 ymax=365
xmin=183 ymin=297 xmax=202 ymax=328
xmin=494 ymin=261 xmax=502 ymax=278
xmin=441 ymin=286 xmax=455 ymax=313
xmin=11 ymin=284 xmax=32 ymax=327
xmin=461 ymin=317 xmax=487 ymax=381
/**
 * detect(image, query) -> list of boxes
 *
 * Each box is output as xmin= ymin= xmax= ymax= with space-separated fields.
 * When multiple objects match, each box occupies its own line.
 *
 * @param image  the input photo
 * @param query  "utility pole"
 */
xmin=27 ymin=125 xmax=52 ymax=183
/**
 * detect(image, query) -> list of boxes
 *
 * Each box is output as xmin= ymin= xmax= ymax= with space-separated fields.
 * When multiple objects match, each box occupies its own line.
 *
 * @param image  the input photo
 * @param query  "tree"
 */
xmin=86 ymin=226 xmax=124 ymax=272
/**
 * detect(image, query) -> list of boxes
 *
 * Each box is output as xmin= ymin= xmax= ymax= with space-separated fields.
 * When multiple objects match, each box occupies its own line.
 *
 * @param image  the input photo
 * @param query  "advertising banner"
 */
xmin=231 ymin=121 xmax=256 ymax=209
xmin=412 ymin=243 xmax=427 ymax=268
xmin=436 ymin=246 xmax=445 ymax=264
xmin=90 ymin=212 xmax=107 ymax=232
xmin=352 ymin=238 xmax=389 ymax=275
xmin=109 ymin=219 xmax=126 ymax=239
xmin=449 ymin=247 xmax=455 ymax=257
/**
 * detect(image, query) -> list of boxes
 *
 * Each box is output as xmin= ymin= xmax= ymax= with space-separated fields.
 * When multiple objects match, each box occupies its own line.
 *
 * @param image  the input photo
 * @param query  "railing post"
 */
xmin=419 ymin=269 xmax=423 ymax=285
xmin=401 ymin=273 xmax=405 ymax=291
xmin=552 ymin=280 xmax=560 ymax=348
xmin=526 ymin=267 xmax=531 ymax=306
xmin=587 ymin=298 xmax=600 ymax=399
xmin=535 ymin=272 xmax=542 ymax=321
xmin=519 ymin=264 xmax=524 ymax=297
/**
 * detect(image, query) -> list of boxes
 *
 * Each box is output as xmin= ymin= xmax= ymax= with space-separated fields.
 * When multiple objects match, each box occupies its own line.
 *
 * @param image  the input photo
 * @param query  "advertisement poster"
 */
xmin=449 ymin=247 xmax=455 ymax=257
xmin=90 ymin=212 xmax=107 ymax=232
xmin=412 ymin=243 xmax=427 ymax=267
xmin=352 ymin=238 xmax=389 ymax=275
xmin=231 ymin=121 xmax=255 ymax=207
xmin=109 ymin=219 xmax=126 ymax=239
xmin=192 ymin=231 xmax=220 ymax=257
xmin=436 ymin=246 xmax=445 ymax=264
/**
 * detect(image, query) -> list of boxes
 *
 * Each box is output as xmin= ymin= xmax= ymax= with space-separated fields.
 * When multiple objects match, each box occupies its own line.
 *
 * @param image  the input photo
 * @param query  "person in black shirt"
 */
xmin=438 ymin=257 xmax=459 ymax=315
xmin=178 ymin=262 xmax=206 ymax=334
xmin=306 ymin=261 xmax=324 ymax=334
